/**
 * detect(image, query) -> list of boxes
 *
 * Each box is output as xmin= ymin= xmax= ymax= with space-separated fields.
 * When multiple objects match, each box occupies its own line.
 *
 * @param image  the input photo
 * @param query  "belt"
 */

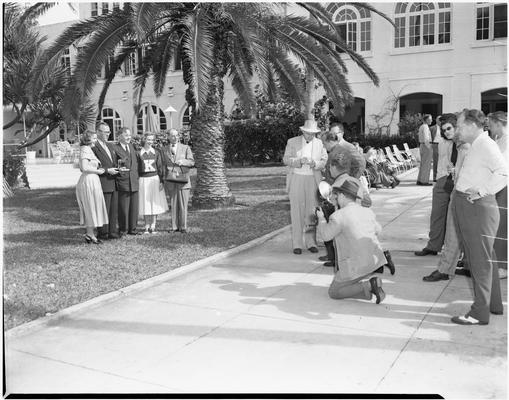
xmin=431 ymin=142 xmax=439 ymax=144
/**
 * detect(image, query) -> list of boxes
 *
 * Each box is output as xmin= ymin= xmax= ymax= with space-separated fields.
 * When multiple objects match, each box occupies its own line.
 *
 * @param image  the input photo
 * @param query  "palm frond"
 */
xmin=268 ymin=48 xmax=306 ymax=108
xmin=131 ymin=2 xmax=164 ymax=41
xmin=151 ymin=28 xmax=182 ymax=97
xmin=97 ymin=42 xmax=137 ymax=117
xmin=180 ymin=9 xmax=215 ymax=111
xmin=19 ymin=2 xmax=57 ymax=24
xmin=61 ymin=12 xmax=133 ymax=120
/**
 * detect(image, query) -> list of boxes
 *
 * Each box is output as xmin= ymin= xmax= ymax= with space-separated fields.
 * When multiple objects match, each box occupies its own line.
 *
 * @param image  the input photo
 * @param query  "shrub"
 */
xmin=224 ymin=113 xmax=305 ymax=164
xmin=345 ymin=131 xmax=418 ymax=150
xmin=398 ymin=111 xmax=422 ymax=137
xmin=3 ymin=149 xmax=30 ymax=189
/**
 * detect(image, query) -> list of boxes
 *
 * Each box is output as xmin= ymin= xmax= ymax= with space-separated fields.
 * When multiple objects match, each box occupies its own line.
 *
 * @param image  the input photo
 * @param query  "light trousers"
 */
xmin=288 ymin=174 xmax=318 ymax=250
xmin=437 ymin=196 xmax=462 ymax=276
xmin=328 ymin=273 xmax=372 ymax=300
xmin=426 ymin=176 xmax=450 ymax=252
xmin=165 ymin=182 xmax=190 ymax=230
xmin=417 ymin=144 xmax=432 ymax=184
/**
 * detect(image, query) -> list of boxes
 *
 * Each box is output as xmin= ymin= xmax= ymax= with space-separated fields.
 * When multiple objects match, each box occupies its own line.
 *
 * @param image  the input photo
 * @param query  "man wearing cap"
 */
xmin=283 ymin=119 xmax=328 ymax=255
xmin=316 ymin=180 xmax=387 ymax=304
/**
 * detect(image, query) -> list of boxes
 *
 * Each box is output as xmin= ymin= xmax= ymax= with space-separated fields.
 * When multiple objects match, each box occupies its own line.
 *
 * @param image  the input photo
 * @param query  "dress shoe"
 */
xmin=180 ymin=229 xmax=187 ymax=233
xmin=451 ymin=314 xmax=488 ymax=325
xmin=414 ymin=248 xmax=438 ymax=256
xmin=455 ymin=268 xmax=471 ymax=277
xmin=416 ymin=181 xmax=432 ymax=186
xmin=323 ymin=261 xmax=334 ymax=267
xmin=108 ymin=233 xmax=120 ymax=239
xmin=373 ymin=266 xmax=384 ymax=274
xmin=318 ymin=255 xmax=330 ymax=262
xmin=168 ymin=228 xmax=180 ymax=233
xmin=84 ymin=234 xmax=101 ymax=244
xmin=491 ymin=310 xmax=504 ymax=315
xmin=127 ymin=230 xmax=141 ymax=235
xmin=308 ymin=246 xmax=318 ymax=253
xmin=383 ymin=250 xmax=395 ymax=275
xmin=369 ymin=276 xmax=385 ymax=304
xmin=423 ymin=270 xmax=449 ymax=282
xmin=293 ymin=248 xmax=302 ymax=255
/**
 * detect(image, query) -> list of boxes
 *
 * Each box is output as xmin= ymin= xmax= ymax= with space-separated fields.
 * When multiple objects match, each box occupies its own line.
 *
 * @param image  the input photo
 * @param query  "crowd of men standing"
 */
xmin=283 ymin=109 xmax=507 ymax=325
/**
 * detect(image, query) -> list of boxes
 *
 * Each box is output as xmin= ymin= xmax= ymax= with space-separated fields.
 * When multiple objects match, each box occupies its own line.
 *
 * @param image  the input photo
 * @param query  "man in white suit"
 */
xmin=283 ymin=119 xmax=328 ymax=254
xmin=162 ymin=129 xmax=195 ymax=233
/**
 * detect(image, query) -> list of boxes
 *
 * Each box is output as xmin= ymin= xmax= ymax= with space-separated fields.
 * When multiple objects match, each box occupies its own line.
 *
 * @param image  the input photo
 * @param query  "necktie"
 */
xmin=450 ymin=142 xmax=458 ymax=166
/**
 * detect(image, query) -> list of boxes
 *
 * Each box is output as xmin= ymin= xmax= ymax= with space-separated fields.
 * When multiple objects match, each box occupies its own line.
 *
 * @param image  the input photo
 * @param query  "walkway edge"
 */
xmin=6 ymin=225 xmax=291 ymax=339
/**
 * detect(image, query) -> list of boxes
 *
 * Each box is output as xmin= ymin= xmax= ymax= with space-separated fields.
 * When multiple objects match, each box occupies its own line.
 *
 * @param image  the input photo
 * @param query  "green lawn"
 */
xmin=3 ymin=166 xmax=290 ymax=330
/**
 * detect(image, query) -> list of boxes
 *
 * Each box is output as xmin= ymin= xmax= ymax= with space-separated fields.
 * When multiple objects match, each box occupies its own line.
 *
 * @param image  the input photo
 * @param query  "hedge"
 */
xmin=224 ymin=118 xmax=419 ymax=165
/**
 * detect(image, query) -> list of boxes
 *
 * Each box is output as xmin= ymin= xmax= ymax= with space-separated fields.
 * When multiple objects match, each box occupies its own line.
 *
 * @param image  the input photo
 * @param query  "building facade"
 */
xmin=3 ymin=2 xmax=507 ymax=158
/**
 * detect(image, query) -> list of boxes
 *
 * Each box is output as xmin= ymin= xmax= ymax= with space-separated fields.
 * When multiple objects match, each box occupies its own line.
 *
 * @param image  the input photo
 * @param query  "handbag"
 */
xmin=165 ymin=164 xmax=188 ymax=184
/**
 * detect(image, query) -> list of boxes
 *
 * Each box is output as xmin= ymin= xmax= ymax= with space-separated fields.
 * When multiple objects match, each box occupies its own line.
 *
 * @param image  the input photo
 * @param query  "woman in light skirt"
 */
xmin=138 ymin=133 xmax=168 ymax=233
xmin=76 ymin=130 xmax=108 ymax=244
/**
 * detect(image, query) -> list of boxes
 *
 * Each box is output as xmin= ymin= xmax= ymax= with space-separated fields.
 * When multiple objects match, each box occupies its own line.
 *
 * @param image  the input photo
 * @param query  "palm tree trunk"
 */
xmin=190 ymin=72 xmax=235 ymax=209
xmin=304 ymin=68 xmax=315 ymax=120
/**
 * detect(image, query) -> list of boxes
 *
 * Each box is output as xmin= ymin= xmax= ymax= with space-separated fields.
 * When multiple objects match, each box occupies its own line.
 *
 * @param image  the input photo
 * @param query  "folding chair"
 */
xmin=403 ymin=143 xmax=417 ymax=165
xmin=391 ymin=144 xmax=413 ymax=169
xmin=384 ymin=147 xmax=406 ymax=174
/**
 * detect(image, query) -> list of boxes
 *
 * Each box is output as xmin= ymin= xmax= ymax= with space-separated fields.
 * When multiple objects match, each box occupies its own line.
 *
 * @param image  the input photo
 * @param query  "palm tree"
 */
xmin=28 ymin=2 xmax=392 ymax=208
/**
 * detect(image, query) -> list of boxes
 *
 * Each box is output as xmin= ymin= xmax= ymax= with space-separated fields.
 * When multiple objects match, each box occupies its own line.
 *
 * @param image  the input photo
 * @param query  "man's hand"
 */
xmin=465 ymin=187 xmax=482 ymax=203
xmin=315 ymin=207 xmax=325 ymax=220
xmin=107 ymin=168 xmax=119 ymax=175
xmin=300 ymin=157 xmax=309 ymax=165
xmin=308 ymin=160 xmax=316 ymax=168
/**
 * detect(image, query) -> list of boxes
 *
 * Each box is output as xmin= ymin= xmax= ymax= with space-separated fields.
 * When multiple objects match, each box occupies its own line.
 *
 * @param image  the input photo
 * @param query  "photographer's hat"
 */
xmin=334 ymin=179 xmax=362 ymax=200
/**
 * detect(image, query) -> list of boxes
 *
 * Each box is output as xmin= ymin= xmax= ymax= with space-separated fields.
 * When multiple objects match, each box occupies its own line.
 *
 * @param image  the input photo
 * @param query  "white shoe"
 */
xmin=499 ymin=268 xmax=507 ymax=279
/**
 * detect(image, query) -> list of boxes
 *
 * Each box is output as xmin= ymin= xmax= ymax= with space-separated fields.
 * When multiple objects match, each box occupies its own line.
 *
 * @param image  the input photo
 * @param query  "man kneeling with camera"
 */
xmin=316 ymin=180 xmax=387 ymax=304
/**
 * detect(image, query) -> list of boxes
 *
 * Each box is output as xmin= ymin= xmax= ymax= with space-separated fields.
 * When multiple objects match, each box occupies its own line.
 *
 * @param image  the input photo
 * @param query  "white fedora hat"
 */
xmin=299 ymin=119 xmax=321 ymax=133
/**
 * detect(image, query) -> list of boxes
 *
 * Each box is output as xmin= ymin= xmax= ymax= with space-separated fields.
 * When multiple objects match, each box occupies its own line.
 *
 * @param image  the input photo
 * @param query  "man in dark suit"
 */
xmin=113 ymin=127 xmax=140 ymax=236
xmin=93 ymin=121 xmax=120 ymax=240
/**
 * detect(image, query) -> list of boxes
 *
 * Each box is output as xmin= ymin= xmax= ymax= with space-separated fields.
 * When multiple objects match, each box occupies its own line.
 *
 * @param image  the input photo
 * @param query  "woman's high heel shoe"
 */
xmin=84 ymin=234 xmax=102 ymax=244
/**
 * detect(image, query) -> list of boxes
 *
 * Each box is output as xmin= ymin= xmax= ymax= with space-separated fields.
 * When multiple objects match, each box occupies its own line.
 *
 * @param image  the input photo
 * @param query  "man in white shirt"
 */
xmin=487 ymin=111 xmax=508 ymax=280
xmin=283 ymin=120 xmax=327 ymax=254
xmin=416 ymin=114 xmax=433 ymax=186
xmin=450 ymin=109 xmax=507 ymax=325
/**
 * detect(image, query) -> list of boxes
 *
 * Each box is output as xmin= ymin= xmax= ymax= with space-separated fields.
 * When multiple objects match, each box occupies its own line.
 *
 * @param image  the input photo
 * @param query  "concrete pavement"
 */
xmin=4 ymin=169 xmax=507 ymax=397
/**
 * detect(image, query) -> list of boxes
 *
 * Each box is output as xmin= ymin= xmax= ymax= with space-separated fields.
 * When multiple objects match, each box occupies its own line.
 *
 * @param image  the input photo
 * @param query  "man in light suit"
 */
xmin=93 ymin=121 xmax=120 ymax=240
xmin=283 ymin=119 xmax=328 ymax=255
xmin=162 ymin=128 xmax=195 ymax=233
xmin=417 ymin=114 xmax=433 ymax=186
xmin=430 ymin=115 xmax=442 ymax=182
xmin=113 ymin=127 xmax=140 ymax=236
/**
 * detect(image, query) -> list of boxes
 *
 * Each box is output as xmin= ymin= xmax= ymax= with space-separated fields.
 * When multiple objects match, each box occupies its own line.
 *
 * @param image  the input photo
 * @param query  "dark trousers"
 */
xmin=432 ymin=143 xmax=439 ymax=181
xmin=325 ymin=240 xmax=335 ymax=262
xmin=494 ymin=186 xmax=508 ymax=270
xmin=98 ymin=191 xmax=118 ymax=237
xmin=118 ymin=190 xmax=139 ymax=233
xmin=452 ymin=191 xmax=503 ymax=322
xmin=426 ymin=176 xmax=450 ymax=252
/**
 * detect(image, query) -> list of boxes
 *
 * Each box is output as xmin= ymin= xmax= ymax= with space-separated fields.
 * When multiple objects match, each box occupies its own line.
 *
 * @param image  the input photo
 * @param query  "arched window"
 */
xmin=136 ymin=104 xmax=167 ymax=134
xmin=329 ymin=4 xmax=372 ymax=52
xmin=101 ymin=107 xmax=122 ymax=141
xmin=394 ymin=3 xmax=451 ymax=48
